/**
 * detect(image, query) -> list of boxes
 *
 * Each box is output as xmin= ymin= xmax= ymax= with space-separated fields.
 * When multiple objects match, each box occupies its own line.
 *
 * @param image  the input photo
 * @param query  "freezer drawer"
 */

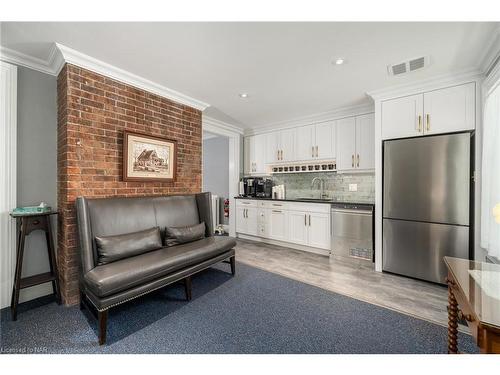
xmin=382 ymin=218 xmax=469 ymax=284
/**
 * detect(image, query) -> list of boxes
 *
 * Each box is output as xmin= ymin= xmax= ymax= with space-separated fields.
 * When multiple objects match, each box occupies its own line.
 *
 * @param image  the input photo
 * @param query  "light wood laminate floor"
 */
xmin=235 ymin=238 xmax=463 ymax=330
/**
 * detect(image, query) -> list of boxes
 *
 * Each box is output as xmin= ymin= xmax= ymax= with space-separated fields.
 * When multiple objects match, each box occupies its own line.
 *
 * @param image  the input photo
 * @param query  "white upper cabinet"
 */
xmin=265 ymin=129 xmax=295 ymax=163
xmin=315 ymin=121 xmax=336 ymax=160
xmin=336 ymin=114 xmax=375 ymax=171
xmin=294 ymin=121 xmax=335 ymax=161
xmin=294 ymin=125 xmax=315 ymax=161
xmin=244 ymin=134 xmax=267 ymax=175
xmin=336 ymin=117 xmax=357 ymax=171
xmin=280 ymin=129 xmax=295 ymax=162
xmin=356 ymin=114 xmax=375 ymax=170
xmin=381 ymin=82 xmax=475 ymax=140
xmin=423 ymin=82 xmax=475 ymax=135
xmin=266 ymin=131 xmax=281 ymax=163
xmin=381 ymin=94 xmax=423 ymax=140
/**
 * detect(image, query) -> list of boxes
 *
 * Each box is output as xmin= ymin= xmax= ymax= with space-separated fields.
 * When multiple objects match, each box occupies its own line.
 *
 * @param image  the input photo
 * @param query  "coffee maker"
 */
xmin=239 ymin=177 xmax=256 ymax=197
xmin=255 ymin=178 xmax=272 ymax=198
xmin=239 ymin=177 xmax=272 ymax=198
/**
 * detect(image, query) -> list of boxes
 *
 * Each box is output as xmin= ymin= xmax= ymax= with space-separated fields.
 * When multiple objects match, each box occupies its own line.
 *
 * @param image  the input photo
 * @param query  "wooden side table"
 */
xmin=9 ymin=211 xmax=61 ymax=320
xmin=444 ymin=256 xmax=500 ymax=354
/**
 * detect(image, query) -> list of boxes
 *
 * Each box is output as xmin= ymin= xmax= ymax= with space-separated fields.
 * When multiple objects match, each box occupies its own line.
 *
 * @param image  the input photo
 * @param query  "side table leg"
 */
xmin=447 ymin=283 xmax=459 ymax=354
xmin=45 ymin=216 xmax=61 ymax=304
xmin=11 ymin=219 xmax=26 ymax=321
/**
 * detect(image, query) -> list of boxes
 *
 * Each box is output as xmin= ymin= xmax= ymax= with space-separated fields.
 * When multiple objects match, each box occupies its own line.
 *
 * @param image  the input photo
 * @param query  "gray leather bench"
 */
xmin=76 ymin=192 xmax=236 ymax=345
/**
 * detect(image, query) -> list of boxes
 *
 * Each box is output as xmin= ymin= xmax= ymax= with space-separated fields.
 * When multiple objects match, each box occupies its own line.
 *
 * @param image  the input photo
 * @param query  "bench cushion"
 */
xmin=165 ymin=222 xmax=206 ymax=246
xmin=84 ymin=236 xmax=236 ymax=297
xmin=95 ymin=227 xmax=162 ymax=265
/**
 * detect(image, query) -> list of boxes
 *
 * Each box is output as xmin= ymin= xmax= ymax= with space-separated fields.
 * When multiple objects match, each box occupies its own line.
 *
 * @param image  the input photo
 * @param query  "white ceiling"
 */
xmin=1 ymin=22 xmax=498 ymax=128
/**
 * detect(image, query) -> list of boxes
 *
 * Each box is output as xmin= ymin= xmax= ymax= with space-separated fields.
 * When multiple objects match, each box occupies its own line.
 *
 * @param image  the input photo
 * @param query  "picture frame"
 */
xmin=123 ymin=130 xmax=177 ymax=182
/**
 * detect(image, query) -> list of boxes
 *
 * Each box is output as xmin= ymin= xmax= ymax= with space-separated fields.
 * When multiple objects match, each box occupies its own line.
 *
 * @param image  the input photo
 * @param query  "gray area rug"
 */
xmin=1 ymin=262 xmax=477 ymax=354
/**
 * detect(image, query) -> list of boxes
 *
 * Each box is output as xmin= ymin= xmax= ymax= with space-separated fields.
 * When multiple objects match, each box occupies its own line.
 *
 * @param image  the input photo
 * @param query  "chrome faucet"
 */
xmin=311 ymin=177 xmax=328 ymax=199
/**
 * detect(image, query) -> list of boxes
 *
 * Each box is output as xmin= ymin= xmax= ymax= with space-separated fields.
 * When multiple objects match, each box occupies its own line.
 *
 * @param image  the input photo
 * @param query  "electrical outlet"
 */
xmin=349 ymin=184 xmax=358 ymax=192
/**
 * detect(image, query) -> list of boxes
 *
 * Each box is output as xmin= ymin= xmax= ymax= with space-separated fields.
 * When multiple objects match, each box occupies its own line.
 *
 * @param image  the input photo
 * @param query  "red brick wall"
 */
xmin=57 ymin=64 xmax=202 ymax=305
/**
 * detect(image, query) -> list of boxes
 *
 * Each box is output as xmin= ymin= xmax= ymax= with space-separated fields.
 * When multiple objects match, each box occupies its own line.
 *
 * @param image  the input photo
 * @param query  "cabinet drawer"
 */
xmin=261 ymin=201 xmax=289 ymax=209
xmin=288 ymin=202 xmax=330 ymax=213
xmin=236 ymin=200 xmax=258 ymax=208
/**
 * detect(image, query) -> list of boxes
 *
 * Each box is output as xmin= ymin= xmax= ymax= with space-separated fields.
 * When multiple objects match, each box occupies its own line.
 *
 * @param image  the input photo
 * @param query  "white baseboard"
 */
xmin=236 ymin=233 xmax=330 ymax=257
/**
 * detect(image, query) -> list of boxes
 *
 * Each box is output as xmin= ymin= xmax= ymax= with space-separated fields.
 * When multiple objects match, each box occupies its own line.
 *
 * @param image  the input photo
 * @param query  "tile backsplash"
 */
xmin=271 ymin=172 xmax=374 ymax=203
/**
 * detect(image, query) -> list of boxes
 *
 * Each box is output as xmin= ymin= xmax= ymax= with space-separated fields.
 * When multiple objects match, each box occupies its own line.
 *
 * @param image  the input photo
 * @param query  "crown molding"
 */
xmin=0 ymin=44 xmax=62 ymax=75
xmin=0 ymin=42 xmax=211 ymax=111
xmin=367 ymin=68 xmax=484 ymax=102
xmin=480 ymin=27 xmax=500 ymax=76
xmin=202 ymin=116 xmax=244 ymax=137
xmin=246 ymin=102 xmax=374 ymax=136
xmin=55 ymin=43 xmax=210 ymax=111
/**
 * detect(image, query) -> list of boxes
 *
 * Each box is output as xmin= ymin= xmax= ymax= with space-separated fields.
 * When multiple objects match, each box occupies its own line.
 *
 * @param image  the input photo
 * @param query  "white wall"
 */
xmin=16 ymin=66 xmax=58 ymax=302
xmin=203 ymin=136 xmax=230 ymax=198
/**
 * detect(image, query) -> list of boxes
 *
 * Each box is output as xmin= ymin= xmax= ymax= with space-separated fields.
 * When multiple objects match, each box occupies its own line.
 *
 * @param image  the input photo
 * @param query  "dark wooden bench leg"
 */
xmin=79 ymin=294 xmax=85 ymax=310
xmin=184 ymin=276 xmax=192 ymax=301
xmin=230 ymin=255 xmax=236 ymax=276
xmin=98 ymin=310 xmax=108 ymax=345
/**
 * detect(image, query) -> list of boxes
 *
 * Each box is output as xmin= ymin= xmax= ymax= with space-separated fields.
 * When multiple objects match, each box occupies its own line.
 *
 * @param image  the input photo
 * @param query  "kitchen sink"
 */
xmin=298 ymin=197 xmax=335 ymax=202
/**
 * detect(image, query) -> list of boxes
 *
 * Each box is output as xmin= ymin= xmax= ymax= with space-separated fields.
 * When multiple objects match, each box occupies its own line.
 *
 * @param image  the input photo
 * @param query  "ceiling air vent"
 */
xmin=388 ymin=56 xmax=429 ymax=76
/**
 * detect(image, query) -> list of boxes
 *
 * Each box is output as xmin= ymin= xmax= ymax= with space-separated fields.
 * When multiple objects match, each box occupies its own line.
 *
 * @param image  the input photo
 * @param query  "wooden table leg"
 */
xmin=45 ymin=216 xmax=61 ymax=304
xmin=447 ymin=283 xmax=459 ymax=354
xmin=10 ymin=218 xmax=26 ymax=321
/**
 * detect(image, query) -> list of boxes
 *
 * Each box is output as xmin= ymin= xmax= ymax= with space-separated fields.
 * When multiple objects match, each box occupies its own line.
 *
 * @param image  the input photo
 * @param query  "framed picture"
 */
xmin=123 ymin=131 xmax=177 ymax=182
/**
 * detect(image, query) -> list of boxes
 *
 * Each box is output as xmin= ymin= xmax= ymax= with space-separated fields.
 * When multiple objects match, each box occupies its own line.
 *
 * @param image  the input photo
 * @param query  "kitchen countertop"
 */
xmin=234 ymin=196 xmax=374 ymax=207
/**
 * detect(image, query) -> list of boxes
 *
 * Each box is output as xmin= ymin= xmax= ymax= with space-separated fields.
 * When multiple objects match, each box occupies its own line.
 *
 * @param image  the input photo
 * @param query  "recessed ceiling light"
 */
xmin=239 ymin=93 xmax=249 ymax=98
xmin=334 ymin=58 xmax=345 ymax=65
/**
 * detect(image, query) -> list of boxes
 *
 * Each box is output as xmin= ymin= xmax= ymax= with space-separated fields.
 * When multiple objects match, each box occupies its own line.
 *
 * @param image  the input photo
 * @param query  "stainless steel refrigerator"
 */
xmin=383 ymin=132 xmax=473 ymax=284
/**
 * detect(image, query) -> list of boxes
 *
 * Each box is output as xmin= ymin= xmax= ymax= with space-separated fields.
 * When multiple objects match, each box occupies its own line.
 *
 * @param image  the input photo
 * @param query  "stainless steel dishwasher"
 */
xmin=331 ymin=203 xmax=374 ymax=263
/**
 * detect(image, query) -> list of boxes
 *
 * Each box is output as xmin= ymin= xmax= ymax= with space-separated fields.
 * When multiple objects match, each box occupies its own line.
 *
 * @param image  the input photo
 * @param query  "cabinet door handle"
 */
xmin=316 ymin=146 xmax=318 ymax=157
xmin=352 ymin=154 xmax=354 ymax=168
xmin=244 ymin=209 xmax=247 ymax=218
xmin=304 ymin=214 xmax=307 ymax=226
xmin=426 ymin=114 xmax=430 ymax=131
xmin=312 ymin=146 xmax=314 ymax=158
xmin=272 ymin=210 xmax=282 ymax=213
xmin=309 ymin=214 xmax=311 ymax=226
xmin=357 ymin=154 xmax=360 ymax=167
xmin=417 ymin=115 xmax=422 ymax=132
xmin=281 ymin=150 xmax=283 ymax=160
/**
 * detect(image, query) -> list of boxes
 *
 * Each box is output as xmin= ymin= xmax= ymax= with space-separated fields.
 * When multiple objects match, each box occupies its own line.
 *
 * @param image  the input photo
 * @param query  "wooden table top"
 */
xmin=444 ymin=256 xmax=500 ymax=330
xmin=9 ymin=210 xmax=58 ymax=218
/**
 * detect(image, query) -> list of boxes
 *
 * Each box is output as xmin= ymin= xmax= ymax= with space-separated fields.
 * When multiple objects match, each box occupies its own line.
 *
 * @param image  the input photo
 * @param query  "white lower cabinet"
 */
xmin=257 ymin=208 xmax=268 ymax=237
xmin=288 ymin=210 xmax=331 ymax=250
xmin=288 ymin=211 xmax=309 ymax=245
xmin=236 ymin=203 xmax=258 ymax=236
xmin=236 ymin=199 xmax=331 ymax=252
xmin=269 ymin=209 xmax=288 ymax=241
xmin=307 ymin=212 xmax=331 ymax=249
